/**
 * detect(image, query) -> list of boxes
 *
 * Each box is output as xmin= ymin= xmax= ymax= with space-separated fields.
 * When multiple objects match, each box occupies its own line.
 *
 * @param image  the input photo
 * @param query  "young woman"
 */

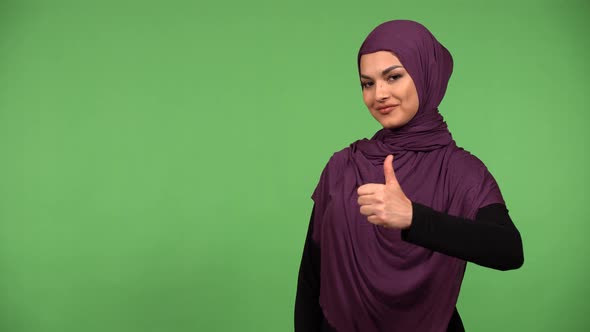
xmin=294 ymin=20 xmax=524 ymax=332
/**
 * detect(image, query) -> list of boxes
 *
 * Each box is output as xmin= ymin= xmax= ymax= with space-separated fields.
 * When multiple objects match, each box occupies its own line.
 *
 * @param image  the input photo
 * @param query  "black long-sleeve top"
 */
xmin=294 ymin=202 xmax=524 ymax=332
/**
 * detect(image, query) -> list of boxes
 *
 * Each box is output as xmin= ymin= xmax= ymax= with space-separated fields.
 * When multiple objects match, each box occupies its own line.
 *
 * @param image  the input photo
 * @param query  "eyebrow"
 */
xmin=360 ymin=65 xmax=403 ymax=80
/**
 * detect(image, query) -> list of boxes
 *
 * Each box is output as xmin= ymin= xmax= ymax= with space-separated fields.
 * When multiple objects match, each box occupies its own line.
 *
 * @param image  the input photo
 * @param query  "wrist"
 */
xmin=402 ymin=198 xmax=413 ymax=229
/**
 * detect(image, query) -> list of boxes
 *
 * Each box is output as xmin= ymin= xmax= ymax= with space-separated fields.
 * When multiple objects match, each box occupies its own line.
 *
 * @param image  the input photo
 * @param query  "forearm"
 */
xmin=401 ymin=203 xmax=524 ymax=270
xmin=294 ymin=208 xmax=324 ymax=331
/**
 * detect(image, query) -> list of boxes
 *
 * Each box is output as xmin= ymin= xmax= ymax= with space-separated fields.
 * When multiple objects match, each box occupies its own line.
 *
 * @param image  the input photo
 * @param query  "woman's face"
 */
xmin=359 ymin=51 xmax=419 ymax=129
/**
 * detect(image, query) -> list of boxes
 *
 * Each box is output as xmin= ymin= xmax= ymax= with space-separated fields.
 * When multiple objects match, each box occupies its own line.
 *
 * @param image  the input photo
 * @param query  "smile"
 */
xmin=377 ymin=105 xmax=399 ymax=114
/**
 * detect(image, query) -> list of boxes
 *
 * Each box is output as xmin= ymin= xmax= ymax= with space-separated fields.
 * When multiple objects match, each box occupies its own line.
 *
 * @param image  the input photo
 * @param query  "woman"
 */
xmin=294 ymin=20 xmax=524 ymax=332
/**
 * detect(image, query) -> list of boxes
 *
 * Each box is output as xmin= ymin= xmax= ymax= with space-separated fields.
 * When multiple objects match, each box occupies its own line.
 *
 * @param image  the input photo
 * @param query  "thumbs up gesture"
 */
xmin=357 ymin=155 xmax=413 ymax=229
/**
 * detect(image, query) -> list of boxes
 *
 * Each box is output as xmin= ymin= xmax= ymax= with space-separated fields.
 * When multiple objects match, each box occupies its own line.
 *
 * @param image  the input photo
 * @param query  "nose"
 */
xmin=375 ymin=81 xmax=389 ymax=101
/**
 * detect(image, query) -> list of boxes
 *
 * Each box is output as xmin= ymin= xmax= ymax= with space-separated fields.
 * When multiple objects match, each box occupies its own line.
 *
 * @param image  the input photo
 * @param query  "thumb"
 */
xmin=383 ymin=154 xmax=398 ymax=186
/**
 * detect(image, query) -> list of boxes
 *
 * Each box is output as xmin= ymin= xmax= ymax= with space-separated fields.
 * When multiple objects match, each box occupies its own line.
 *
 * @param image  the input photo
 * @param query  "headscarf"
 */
xmin=311 ymin=20 xmax=504 ymax=332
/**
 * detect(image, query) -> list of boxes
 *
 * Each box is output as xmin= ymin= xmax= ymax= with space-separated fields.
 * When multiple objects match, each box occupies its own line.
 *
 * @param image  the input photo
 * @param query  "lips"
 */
xmin=376 ymin=105 xmax=399 ymax=114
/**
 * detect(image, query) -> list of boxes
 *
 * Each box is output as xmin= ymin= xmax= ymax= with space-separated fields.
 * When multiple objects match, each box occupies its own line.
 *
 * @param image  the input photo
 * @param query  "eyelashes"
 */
xmin=361 ymin=82 xmax=373 ymax=89
xmin=389 ymin=74 xmax=403 ymax=81
xmin=360 ymin=74 xmax=404 ymax=89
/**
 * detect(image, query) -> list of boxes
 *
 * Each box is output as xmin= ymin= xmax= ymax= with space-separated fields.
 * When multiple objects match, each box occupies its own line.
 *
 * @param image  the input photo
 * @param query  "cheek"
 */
xmin=362 ymin=90 xmax=373 ymax=107
xmin=408 ymin=93 xmax=419 ymax=114
xmin=403 ymin=84 xmax=419 ymax=114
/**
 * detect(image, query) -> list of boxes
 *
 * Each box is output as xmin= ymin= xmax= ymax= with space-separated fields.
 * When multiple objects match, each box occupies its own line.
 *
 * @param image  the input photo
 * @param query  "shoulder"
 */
xmin=446 ymin=146 xmax=505 ymax=208
xmin=316 ymin=138 xmax=369 ymax=184
xmin=311 ymin=143 xmax=356 ymax=202
xmin=322 ymin=139 xmax=367 ymax=170
xmin=447 ymin=146 xmax=491 ymax=181
xmin=314 ymin=143 xmax=350 ymax=175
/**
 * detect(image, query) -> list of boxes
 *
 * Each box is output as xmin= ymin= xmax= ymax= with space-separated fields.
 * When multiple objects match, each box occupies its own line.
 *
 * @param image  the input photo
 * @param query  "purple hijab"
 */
xmin=311 ymin=20 xmax=504 ymax=331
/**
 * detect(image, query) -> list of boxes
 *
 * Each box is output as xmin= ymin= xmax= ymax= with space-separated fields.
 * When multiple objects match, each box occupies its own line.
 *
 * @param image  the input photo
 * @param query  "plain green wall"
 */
xmin=0 ymin=0 xmax=588 ymax=331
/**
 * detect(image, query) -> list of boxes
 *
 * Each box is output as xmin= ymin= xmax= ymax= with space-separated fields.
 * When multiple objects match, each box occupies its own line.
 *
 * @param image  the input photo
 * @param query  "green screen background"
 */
xmin=0 ymin=0 xmax=588 ymax=331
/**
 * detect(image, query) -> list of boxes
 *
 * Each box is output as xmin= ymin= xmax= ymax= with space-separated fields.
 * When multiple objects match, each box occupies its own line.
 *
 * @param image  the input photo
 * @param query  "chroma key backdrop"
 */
xmin=0 ymin=0 xmax=588 ymax=331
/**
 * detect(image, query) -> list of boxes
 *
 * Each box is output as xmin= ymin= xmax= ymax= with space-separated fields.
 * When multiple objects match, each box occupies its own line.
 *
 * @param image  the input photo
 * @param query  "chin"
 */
xmin=371 ymin=113 xmax=401 ymax=129
xmin=379 ymin=120 xmax=404 ymax=129
xmin=379 ymin=115 xmax=414 ymax=129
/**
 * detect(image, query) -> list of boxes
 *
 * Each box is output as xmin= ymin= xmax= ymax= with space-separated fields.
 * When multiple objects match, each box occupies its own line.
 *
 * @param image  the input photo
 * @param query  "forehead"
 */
xmin=359 ymin=51 xmax=403 ymax=73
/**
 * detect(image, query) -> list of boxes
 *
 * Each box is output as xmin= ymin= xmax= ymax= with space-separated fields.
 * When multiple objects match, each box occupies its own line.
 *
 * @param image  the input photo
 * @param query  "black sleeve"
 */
xmin=294 ymin=206 xmax=324 ymax=332
xmin=401 ymin=203 xmax=524 ymax=271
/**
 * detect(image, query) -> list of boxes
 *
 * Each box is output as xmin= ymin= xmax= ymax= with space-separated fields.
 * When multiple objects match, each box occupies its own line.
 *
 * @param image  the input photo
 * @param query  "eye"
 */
xmin=361 ymin=81 xmax=373 ymax=89
xmin=388 ymin=74 xmax=403 ymax=81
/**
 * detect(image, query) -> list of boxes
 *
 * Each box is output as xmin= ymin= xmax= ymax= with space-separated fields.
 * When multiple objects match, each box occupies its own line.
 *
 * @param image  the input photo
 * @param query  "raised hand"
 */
xmin=357 ymin=154 xmax=413 ymax=229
